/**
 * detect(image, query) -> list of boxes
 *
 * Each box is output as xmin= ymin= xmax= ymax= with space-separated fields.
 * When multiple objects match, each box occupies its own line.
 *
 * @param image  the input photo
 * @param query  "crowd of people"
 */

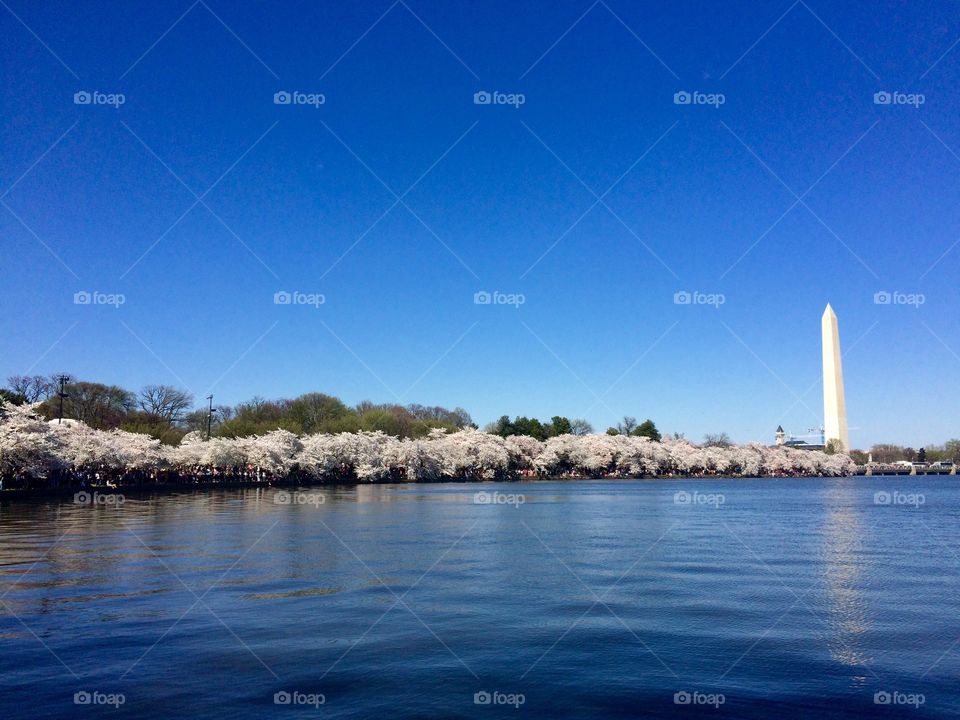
xmin=15 ymin=464 xmax=289 ymax=491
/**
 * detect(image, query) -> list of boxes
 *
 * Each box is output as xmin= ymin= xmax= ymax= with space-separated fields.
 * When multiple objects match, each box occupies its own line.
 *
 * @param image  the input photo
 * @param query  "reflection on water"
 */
xmin=0 ymin=479 xmax=959 ymax=720
xmin=820 ymin=483 xmax=871 ymax=670
xmin=245 ymin=587 xmax=344 ymax=601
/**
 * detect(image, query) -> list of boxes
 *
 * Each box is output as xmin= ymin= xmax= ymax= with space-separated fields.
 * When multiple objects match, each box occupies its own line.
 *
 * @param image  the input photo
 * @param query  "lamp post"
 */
xmin=56 ymin=375 xmax=70 ymax=424
xmin=206 ymin=394 xmax=214 ymax=440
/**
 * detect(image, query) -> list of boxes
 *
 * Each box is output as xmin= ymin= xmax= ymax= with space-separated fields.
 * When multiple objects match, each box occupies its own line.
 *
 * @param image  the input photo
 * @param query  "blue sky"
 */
xmin=2 ymin=0 xmax=958 ymax=448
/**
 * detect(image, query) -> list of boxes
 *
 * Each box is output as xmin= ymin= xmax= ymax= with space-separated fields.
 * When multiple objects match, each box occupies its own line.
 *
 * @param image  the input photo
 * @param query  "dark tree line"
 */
xmin=606 ymin=416 xmax=662 ymax=441
xmin=210 ymin=394 xmax=473 ymax=440
xmin=486 ymin=414 xmax=663 ymax=443
xmin=486 ymin=415 xmax=594 ymax=441
xmin=2 ymin=375 xmax=473 ymax=444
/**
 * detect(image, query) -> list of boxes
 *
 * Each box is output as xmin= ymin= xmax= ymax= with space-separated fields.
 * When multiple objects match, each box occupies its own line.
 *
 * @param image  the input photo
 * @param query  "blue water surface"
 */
xmin=0 ymin=478 xmax=956 ymax=718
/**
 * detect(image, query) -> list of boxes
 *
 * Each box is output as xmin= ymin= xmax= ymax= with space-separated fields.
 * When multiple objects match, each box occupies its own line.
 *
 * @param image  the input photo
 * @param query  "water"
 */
xmin=0 ymin=478 xmax=957 ymax=719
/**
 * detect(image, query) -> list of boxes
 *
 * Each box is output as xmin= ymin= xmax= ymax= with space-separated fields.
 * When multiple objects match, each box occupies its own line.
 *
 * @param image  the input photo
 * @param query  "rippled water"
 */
xmin=1 ymin=478 xmax=957 ymax=718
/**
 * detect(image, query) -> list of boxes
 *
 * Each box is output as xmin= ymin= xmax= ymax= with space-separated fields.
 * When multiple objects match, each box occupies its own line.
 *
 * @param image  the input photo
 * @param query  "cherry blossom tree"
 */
xmin=0 ymin=402 xmax=65 ymax=479
xmin=0 ymin=403 xmax=856 ymax=485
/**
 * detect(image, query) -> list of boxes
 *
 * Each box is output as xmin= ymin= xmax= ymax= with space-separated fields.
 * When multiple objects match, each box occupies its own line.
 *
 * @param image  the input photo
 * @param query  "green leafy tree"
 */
xmin=513 ymin=416 xmax=547 ymax=440
xmin=321 ymin=414 xmax=362 ymax=434
xmin=489 ymin=415 xmax=514 ymax=437
xmin=490 ymin=414 xmax=562 ymax=441
xmin=359 ymin=409 xmax=403 ymax=436
xmin=633 ymin=419 xmax=661 ymax=442
xmin=549 ymin=416 xmax=572 ymax=436
xmin=0 ymin=388 xmax=24 ymax=405
xmin=289 ymin=393 xmax=351 ymax=433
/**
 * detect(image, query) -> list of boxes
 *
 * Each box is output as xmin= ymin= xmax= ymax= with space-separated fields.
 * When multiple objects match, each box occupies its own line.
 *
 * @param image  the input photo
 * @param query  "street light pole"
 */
xmin=56 ymin=375 xmax=70 ymax=424
xmin=206 ymin=394 xmax=214 ymax=440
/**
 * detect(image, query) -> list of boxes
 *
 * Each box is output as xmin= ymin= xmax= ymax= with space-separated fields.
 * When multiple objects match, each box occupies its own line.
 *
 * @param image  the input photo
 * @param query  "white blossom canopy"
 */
xmin=0 ymin=401 xmax=856 ymax=481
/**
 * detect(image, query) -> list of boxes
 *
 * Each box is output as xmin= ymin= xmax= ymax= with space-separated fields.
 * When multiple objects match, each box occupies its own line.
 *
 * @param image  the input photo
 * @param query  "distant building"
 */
xmin=773 ymin=426 xmax=825 ymax=451
xmin=782 ymin=438 xmax=825 ymax=451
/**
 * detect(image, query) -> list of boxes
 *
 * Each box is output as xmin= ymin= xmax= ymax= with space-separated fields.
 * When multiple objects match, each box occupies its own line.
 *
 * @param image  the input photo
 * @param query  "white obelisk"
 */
xmin=821 ymin=304 xmax=849 ymax=451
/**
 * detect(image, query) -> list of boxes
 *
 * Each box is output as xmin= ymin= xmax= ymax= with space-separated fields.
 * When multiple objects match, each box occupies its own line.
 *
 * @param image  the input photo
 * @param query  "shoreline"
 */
xmin=0 ymin=471 xmax=950 ymax=501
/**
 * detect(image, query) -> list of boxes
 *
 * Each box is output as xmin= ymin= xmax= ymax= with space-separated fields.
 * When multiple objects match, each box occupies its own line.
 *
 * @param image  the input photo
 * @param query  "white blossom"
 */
xmin=0 ymin=404 xmax=856 ymax=484
xmin=0 ymin=403 xmax=66 ymax=477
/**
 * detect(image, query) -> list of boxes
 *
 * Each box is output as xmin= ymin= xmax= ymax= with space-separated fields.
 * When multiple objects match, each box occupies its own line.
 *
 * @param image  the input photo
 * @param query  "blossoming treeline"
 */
xmin=0 ymin=402 xmax=855 ymax=489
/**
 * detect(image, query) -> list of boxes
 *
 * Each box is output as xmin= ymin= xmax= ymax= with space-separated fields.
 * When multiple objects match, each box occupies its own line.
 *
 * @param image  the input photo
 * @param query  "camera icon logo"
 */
xmin=274 ymin=491 xmax=291 ymax=505
xmin=674 ymin=691 xmax=692 ymax=704
xmin=474 ymin=691 xmax=492 ymax=705
xmin=473 ymin=290 xmax=492 ymax=305
xmin=673 ymin=290 xmax=692 ymax=305
xmin=873 ymin=290 xmax=891 ymax=305
xmin=473 ymin=91 xmax=492 ymax=105
xmin=274 ymin=291 xmax=292 ymax=305
xmin=673 ymin=91 xmax=691 ymax=105
xmin=873 ymin=491 xmax=892 ymax=505
xmin=874 ymin=691 xmax=891 ymax=705
xmin=74 ymin=491 xmax=91 ymax=504
xmin=274 ymin=91 xmax=291 ymax=105
xmin=673 ymin=491 xmax=690 ymax=505
xmin=74 ymin=91 xmax=92 ymax=105
xmin=874 ymin=91 xmax=892 ymax=105
xmin=74 ymin=291 xmax=92 ymax=305
xmin=473 ymin=491 xmax=491 ymax=505
xmin=74 ymin=691 xmax=92 ymax=705
xmin=274 ymin=691 xmax=292 ymax=704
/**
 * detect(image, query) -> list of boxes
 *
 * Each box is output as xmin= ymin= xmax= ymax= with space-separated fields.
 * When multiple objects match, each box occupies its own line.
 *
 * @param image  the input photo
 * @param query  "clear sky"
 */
xmin=2 ymin=0 xmax=958 ymax=449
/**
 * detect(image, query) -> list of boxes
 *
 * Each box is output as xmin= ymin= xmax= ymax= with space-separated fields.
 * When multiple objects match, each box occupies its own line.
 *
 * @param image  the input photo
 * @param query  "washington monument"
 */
xmin=821 ymin=304 xmax=849 ymax=451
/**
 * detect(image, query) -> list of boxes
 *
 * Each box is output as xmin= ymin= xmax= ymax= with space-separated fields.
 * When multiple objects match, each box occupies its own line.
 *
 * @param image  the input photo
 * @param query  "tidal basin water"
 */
xmin=1 ymin=478 xmax=958 ymax=719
